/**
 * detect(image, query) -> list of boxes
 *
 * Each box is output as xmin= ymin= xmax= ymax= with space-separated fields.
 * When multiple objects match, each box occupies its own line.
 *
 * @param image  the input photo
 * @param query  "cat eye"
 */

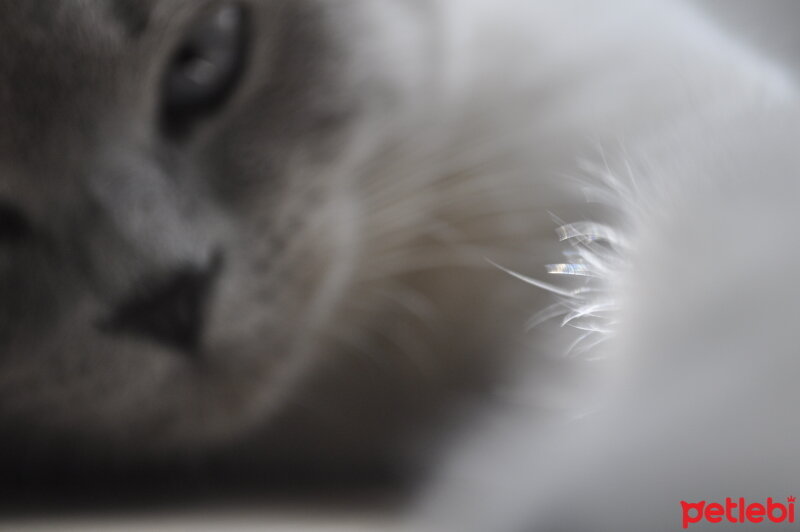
xmin=0 ymin=201 xmax=32 ymax=244
xmin=160 ymin=4 xmax=248 ymax=135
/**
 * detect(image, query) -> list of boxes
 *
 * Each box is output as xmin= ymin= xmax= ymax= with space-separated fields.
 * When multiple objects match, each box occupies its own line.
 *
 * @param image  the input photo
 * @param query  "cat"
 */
xmin=2 ymin=3 xmax=799 ymax=530
xmin=0 ymin=0 xmax=579 ymax=478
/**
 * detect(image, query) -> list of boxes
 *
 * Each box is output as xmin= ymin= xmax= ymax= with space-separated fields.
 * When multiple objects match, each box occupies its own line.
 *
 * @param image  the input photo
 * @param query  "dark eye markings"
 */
xmin=160 ymin=4 xmax=249 ymax=137
xmin=0 ymin=201 xmax=33 ymax=244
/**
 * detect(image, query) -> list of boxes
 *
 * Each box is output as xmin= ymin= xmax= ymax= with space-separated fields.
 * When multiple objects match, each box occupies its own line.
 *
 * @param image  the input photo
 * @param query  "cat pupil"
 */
xmin=177 ymin=46 xmax=218 ymax=86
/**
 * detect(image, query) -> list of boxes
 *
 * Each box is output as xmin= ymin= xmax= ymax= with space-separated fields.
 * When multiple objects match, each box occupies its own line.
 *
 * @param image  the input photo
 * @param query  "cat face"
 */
xmin=0 ymin=0 xmax=426 ymax=458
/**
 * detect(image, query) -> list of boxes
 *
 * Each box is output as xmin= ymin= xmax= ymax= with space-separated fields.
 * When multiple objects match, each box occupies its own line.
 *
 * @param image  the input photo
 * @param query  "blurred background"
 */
xmin=699 ymin=0 xmax=800 ymax=76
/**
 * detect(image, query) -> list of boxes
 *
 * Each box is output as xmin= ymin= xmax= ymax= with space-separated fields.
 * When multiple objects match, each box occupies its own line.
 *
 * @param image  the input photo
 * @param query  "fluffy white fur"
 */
xmin=412 ymin=1 xmax=800 ymax=530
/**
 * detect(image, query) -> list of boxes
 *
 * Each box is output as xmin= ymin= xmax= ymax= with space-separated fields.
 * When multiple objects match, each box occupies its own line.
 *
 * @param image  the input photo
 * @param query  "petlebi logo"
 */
xmin=681 ymin=497 xmax=796 ymax=529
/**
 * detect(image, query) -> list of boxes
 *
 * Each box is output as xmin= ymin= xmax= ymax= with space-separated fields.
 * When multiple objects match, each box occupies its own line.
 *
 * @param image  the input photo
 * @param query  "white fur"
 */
xmin=412 ymin=1 xmax=800 ymax=530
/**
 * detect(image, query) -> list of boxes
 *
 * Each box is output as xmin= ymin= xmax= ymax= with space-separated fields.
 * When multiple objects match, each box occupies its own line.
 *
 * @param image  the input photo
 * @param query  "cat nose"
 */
xmin=100 ymin=257 xmax=222 ymax=353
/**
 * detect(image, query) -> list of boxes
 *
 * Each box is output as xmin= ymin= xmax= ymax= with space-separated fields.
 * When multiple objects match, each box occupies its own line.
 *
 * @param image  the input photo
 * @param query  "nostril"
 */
xmin=99 ymin=257 xmax=222 ymax=354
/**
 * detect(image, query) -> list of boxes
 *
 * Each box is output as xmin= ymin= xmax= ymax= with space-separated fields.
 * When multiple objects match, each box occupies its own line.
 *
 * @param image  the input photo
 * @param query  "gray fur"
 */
xmin=0 ymin=0 xmax=558 ymax=470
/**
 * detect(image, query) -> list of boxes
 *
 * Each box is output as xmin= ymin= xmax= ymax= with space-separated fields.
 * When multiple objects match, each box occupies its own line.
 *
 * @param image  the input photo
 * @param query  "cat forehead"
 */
xmin=0 ymin=1 xmax=197 ymax=46
xmin=0 ymin=0 xmax=191 ymax=165
xmin=0 ymin=0 xmax=210 ymax=101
